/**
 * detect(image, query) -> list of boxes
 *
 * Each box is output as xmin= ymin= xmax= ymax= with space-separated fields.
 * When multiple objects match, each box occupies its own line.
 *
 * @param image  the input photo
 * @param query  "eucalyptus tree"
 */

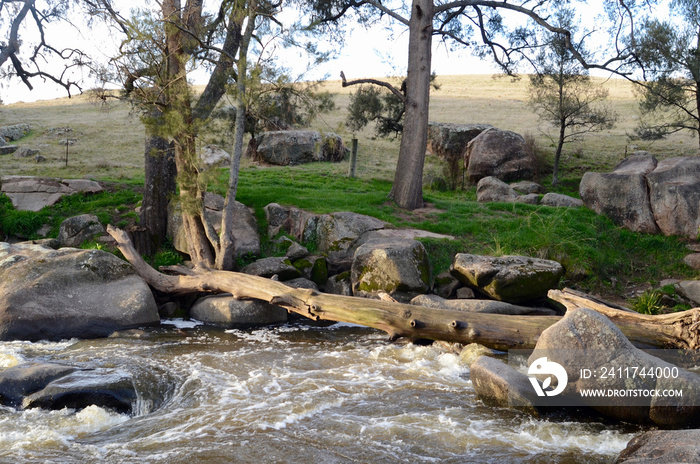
xmin=308 ymin=0 xmax=642 ymax=209
xmin=630 ymin=0 xmax=700 ymax=148
xmin=89 ymin=0 xmax=320 ymax=270
xmin=527 ymin=9 xmax=617 ymax=187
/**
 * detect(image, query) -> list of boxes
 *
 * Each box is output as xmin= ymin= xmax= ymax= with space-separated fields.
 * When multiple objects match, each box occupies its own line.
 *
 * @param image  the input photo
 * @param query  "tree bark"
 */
xmin=140 ymin=108 xmax=176 ymax=248
xmin=163 ymin=0 xmax=215 ymax=268
xmin=107 ymin=225 xmax=700 ymax=351
xmin=216 ymin=5 xmax=256 ymax=271
xmin=389 ymin=0 xmax=433 ymax=210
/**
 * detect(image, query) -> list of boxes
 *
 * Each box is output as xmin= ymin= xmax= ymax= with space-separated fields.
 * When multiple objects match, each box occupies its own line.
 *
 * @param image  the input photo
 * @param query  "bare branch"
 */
xmin=340 ymin=70 xmax=406 ymax=103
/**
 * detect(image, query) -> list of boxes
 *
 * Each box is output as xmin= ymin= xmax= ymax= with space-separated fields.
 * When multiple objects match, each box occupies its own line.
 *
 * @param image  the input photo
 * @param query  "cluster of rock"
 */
xmin=580 ymin=153 xmax=700 ymax=239
xmin=0 ymin=124 xmax=47 ymax=163
xmin=476 ymin=176 xmax=583 ymax=207
xmin=469 ymin=307 xmax=700 ymax=428
xmin=0 ymin=176 xmax=103 ymax=212
xmin=427 ymin=123 xmax=535 ymax=184
xmin=165 ymin=199 xmax=567 ymax=327
xmin=250 ymin=130 xmax=347 ymax=166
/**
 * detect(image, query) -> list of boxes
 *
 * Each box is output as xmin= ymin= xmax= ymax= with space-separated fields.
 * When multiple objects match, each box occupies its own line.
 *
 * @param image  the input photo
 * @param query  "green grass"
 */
xmin=0 ymin=187 xmax=141 ymax=240
xmin=204 ymin=163 xmax=696 ymax=294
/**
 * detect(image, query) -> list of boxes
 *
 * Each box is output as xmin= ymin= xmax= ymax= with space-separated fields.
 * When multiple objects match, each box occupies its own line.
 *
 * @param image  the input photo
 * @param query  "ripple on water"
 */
xmin=0 ymin=325 xmax=639 ymax=463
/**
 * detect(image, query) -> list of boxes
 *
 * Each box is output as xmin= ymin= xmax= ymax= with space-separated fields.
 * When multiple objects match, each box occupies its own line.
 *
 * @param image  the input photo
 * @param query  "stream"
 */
xmin=0 ymin=320 xmax=642 ymax=463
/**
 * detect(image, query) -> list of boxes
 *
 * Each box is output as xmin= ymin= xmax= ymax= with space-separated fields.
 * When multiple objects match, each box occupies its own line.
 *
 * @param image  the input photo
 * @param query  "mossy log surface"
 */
xmin=107 ymin=226 xmax=700 ymax=351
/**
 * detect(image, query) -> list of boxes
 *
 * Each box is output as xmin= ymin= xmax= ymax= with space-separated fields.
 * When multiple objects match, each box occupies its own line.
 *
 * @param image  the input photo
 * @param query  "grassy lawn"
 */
xmin=0 ymin=74 xmax=697 ymax=301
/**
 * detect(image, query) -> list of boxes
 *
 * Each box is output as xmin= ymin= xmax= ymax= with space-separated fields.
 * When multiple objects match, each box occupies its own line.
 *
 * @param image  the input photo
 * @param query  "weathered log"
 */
xmin=107 ymin=225 xmax=700 ymax=350
xmin=549 ymin=288 xmax=700 ymax=349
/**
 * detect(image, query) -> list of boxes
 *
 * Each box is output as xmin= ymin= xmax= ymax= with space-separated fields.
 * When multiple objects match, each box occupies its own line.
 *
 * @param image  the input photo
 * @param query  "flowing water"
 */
xmin=0 ymin=320 xmax=642 ymax=463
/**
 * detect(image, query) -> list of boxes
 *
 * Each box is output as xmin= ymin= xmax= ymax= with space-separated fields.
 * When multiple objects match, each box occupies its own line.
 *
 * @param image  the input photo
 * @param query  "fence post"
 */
xmin=348 ymin=138 xmax=358 ymax=178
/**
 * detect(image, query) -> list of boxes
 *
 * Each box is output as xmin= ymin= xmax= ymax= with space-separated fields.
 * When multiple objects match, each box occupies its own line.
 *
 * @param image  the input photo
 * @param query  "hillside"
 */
xmin=0 ymin=74 xmax=696 ymax=183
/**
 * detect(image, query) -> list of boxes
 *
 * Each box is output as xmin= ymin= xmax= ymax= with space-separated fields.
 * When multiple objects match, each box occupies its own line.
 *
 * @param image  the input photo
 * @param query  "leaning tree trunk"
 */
xmin=389 ymin=0 xmax=433 ymax=210
xmin=107 ymin=225 xmax=700 ymax=351
xmin=163 ymin=0 xmax=215 ymax=268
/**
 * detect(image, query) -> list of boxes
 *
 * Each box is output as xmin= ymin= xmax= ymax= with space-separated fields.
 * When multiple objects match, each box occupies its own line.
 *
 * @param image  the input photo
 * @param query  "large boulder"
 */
xmin=581 ymin=154 xmax=660 ymax=231
xmin=465 ymin=128 xmax=534 ymax=183
xmin=616 ymin=430 xmax=700 ymax=464
xmin=200 ymin=144 xmax=231 ymax=167
xmin=57 ymin=214 xmax=106 ymax=247
xmin=426 ymin=122 xmax=492 ymax=161
xmin=0 ymin=176 xmax=103 ymax=212
xmin=450 ymin=254 xmax=563 ymax=304
xmin=581 ymin=154 xmax=700 ymax=238
xmin=254 ymin=131 xmax=346 ymax=165
xmin=579 ymin=154 xmax=660 ymax=234
xmin=351 ymin=239 xmax=431 ymax=303
xmin=189 ymin=294 xmax=288 ymax=328
xmin=646 ymin=157 xmax=700 ymax=238
xmin=0 ymin=124 xmax=30 ymax=141
xmin=531 ymin=308 xmax=700 ymax=426
xmin=168 ymin=192 xmax=260 ymax=260
xmin=476 ymin=176 xmax=539 ymax=204
xmin=0 ymin=242 xmax=159 ymax=341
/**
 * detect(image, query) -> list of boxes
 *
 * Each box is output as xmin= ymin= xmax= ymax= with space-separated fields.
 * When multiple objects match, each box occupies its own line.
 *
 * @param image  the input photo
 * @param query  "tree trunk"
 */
xmin=140 ymin=108 xmax=176 ymax=248
xmin=107 ymin=225 xmax=700 ymax=351
xmin=163 ymin=0 xmax=215 ymax=268
xmin=389 ymin=0 xmax=433 ymax=210
xmin=553 ymin=121 xmax=565 ymax=187
xmin=216 ymin=6 xmax=256 ymax=271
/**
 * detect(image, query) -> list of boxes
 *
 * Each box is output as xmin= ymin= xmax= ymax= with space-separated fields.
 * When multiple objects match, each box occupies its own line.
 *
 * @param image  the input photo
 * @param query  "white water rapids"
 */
xmin=0 ymin=321 xmax=641 ymax=463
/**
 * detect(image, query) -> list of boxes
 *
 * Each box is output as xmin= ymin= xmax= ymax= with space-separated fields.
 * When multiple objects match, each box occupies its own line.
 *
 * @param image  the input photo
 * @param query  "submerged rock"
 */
xmin=23 ymin=368 xmax=137 ymax=414
xmin=0 ymin=363 xmax=137 ymax=414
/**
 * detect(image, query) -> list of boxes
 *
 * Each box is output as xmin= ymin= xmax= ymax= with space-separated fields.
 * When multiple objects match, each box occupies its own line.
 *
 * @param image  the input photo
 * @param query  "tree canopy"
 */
xmin=630 ymin=0 xmax=700 ymax=148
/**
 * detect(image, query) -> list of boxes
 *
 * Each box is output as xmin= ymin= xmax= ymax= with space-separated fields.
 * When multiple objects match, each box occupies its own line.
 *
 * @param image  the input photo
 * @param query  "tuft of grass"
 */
xmin=630 ymin=290 xmax=663 ymax=315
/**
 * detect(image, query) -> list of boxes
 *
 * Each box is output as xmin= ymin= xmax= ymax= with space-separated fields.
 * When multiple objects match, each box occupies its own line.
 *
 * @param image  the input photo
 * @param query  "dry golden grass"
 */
xmin=0 ymin=74 xmax=697 ymax=184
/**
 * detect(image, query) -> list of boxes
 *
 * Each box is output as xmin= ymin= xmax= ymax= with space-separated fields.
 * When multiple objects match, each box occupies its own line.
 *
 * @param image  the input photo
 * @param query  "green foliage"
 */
xmin=630 ymin=290 xmax=663 ymax=315
xmin=630 ymin=4 xmax=700 ymax=146
xmin=526 ymin=9 xmax=617 ymax=186
xmin=207 ymin=165 xmax=694 ymax=293
xmin=345 ymin=85 xmax=404 ymax=136
xmin=147 ymin=248 xmax=183 ymax=269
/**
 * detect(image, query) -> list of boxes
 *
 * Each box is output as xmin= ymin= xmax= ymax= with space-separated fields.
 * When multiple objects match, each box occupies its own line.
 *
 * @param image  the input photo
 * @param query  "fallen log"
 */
xmin=107 ymin=225 xmax=700 ymax=350
xmin=549 ymin=288 xmax=700 ymax=349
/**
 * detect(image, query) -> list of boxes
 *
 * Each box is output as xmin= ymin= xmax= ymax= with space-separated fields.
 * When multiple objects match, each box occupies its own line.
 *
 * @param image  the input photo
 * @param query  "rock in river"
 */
xmin=0 ymin=242 xmax=160 ymax=341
